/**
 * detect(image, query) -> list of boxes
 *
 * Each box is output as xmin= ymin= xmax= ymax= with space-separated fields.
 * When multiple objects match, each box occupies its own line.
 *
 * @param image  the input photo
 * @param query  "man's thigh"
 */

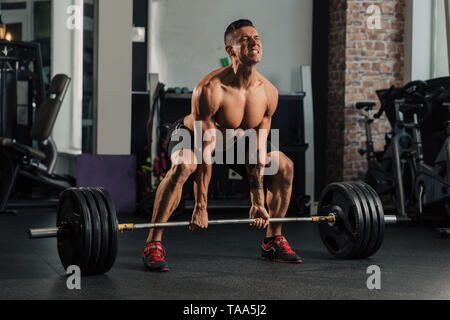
xmin=166 ymin=119 xmax=196 ymax=167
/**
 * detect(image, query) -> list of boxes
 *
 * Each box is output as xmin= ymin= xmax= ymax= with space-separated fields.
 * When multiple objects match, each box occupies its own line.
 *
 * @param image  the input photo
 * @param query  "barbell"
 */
xmin=28 ymin=182 xmax=405 ymax=276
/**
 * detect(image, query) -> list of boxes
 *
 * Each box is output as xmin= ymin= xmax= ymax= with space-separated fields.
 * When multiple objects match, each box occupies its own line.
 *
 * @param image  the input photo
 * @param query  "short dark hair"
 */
xmin=224 ymin=19 xmax=255 ymax=45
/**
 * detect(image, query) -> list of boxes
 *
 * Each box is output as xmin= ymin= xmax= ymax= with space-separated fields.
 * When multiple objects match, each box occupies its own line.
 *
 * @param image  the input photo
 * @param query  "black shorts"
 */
xmin=165 ymin=118 xmax=274 ymax=182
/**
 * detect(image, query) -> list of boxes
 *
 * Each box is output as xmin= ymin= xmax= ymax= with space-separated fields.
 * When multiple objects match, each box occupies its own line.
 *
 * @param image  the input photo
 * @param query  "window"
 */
xmin=33 ymin=1 xmax=52 ymax=88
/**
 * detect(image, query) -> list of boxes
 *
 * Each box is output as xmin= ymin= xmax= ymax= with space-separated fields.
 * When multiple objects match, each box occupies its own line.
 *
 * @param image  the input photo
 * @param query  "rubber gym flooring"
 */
xmin=1 ymin=208 xmax=450 ymax=300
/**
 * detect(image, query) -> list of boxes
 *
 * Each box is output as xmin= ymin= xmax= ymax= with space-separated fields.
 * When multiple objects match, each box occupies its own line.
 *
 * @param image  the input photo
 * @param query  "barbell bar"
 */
xmin=29 ymin=217 xmax=336 ymax=239
xmin=27 ymin=182 xmax=409 ymax=276
xmin=29 ymin=215 xmax=401 ymax=239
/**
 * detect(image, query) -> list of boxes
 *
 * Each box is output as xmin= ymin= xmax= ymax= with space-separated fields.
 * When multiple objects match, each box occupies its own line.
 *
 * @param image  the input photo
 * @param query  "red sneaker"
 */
xmin=261 ymin=236 xmax=303 ymax=263
xmin=142 ymin=242 xmax=170 ymax=272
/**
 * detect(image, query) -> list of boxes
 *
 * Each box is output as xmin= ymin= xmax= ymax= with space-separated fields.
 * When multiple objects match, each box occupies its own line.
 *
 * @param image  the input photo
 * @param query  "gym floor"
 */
xmin=1 ymin=208 xmax=450 ymax=300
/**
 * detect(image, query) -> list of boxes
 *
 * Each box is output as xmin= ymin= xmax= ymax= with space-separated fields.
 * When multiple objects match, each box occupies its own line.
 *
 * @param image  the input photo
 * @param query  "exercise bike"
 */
xmin=357 ymin=81 xmax=429 ymax=218
xmin=403 ymin=88 xmax=450 ymax=218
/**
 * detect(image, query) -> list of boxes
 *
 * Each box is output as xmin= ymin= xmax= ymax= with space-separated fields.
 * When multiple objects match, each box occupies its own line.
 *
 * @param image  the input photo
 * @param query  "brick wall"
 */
xmin=327 ymin=0 xmax=347 ymax=184
xmin=327 ymin=0 xmax=405 ymax=183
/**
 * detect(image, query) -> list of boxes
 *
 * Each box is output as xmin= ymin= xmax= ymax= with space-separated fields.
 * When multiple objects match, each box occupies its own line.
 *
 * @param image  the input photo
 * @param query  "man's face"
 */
xmin=227 ymin=26 xmax=263 ymax=65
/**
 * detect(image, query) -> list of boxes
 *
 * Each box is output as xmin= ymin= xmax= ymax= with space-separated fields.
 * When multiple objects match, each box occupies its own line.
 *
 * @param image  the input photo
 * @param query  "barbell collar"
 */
xmin=384 ymin=216 xmax=411 ymax=224
xmin=29 ymin=228 xmax=58 ymax=239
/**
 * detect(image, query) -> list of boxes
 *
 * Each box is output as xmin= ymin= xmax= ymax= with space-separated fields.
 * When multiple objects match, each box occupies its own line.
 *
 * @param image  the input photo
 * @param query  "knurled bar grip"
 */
xmin=119 ymin=217 xmax=333 ymax=231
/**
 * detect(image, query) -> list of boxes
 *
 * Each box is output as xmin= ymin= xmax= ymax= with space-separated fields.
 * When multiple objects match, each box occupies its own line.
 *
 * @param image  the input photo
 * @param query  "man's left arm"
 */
xmin=246 ymin=85 xmax=278 ymax=229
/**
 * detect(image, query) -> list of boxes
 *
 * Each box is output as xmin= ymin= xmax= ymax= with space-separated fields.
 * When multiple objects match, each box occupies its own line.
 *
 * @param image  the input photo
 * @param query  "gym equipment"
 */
xmin=357 ymin=81 xmax=423 ymax=217
xmin=358 ymin=80 xmax=450 ymax=219
xmin=0 ymin=55 xmax=19 ymax=140
xmin=401 ymin=87 xmax=450 ymax=217
xmin=0 ymin=74 xmax=73 ymax=212
xmin=317 ymin=182 xmax=386 ymax=258
xmin=0 ymin=41 xmax=47 ymax=146
xmin=28 ymin=182 xmax=405 ymax=276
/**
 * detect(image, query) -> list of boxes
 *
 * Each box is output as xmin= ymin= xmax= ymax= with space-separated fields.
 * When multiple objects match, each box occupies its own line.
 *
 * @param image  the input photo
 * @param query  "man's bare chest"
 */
xmin=214 ymin=89 xmax=268 ymax=130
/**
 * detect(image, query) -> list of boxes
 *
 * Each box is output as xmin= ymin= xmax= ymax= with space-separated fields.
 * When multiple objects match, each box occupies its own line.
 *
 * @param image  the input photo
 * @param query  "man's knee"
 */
xmin=168 ymin=163 xmax=197 ymax=184
xmin=276 ymin=154 xmax=294 ymax=185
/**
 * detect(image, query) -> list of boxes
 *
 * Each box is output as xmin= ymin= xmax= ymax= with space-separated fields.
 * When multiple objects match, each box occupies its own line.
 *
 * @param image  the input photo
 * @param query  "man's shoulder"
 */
xmin=258 ymin=74 xmax=278 ymax=95
xmin=193 ymin=68 xmax=228 ymax=108
xmin=196 ymin=67 xmax=229 ymax=92
xmin=256 ymin=74 xmax=278 ymax=114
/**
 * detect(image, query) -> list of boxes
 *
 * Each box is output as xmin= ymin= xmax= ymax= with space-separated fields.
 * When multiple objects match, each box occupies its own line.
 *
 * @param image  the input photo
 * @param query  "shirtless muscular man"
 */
xmin=142 ymin=19 xmax=302 ymax=272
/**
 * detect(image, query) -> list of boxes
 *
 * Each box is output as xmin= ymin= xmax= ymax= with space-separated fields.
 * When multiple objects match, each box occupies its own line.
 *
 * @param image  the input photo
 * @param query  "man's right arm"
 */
xmin=189 ymin=83 xmax=220 ymax=229
xmin=192 ymin=83 xmax=220 ymax=165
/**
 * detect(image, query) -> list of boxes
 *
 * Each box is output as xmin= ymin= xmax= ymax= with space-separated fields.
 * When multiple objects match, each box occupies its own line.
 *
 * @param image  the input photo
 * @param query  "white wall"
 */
xmin=51 ymin=0 xmax=83 ymax=154
xmin=150 ymin=0 xmax=313 ymax=92
xmin=96 ymin=0 xmax=133 ymax=155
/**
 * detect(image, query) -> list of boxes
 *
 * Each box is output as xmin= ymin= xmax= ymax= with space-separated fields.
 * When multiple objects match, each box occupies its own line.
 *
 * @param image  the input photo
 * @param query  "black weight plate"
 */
xmin=359 ymin=182 xmax=385 ymax=256
xmin=318 ymin=183 xmax=364 ymax=259
xmin=97 ymin=188 xmax=119 ymax=275
xmin=352 ymin=183 xmax=379 ymax=258
xmin=57 ymin=189 xmax=92 ymax=274
xmin=349 ymin=182 xmax=380 ymax=257
xmin=70 ymin=189 xmax=93 ymax=274
xmin=79 ymin=188 xmax=102 ymax=275
xmin=89 ymin=188 xmax=110 ymax=275
xmin=343 ymin=183 xmax=372 ymax=258
xmin=359 ymin=182 xmax=384 ymax=257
